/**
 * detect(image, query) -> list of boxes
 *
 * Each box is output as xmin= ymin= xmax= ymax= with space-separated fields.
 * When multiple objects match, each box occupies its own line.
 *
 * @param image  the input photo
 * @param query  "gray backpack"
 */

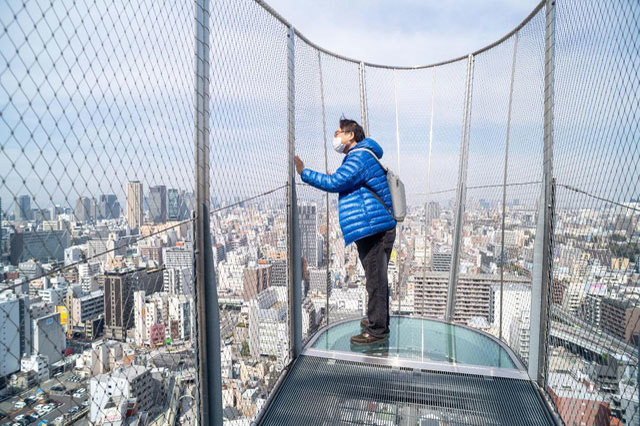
xmin=351 ymin=148 xmax=406 ymax=222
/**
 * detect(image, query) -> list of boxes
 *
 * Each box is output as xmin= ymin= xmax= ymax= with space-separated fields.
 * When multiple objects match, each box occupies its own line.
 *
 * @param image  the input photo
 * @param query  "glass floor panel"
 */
xmin=310 ymin=317 xmax=517 ymax=370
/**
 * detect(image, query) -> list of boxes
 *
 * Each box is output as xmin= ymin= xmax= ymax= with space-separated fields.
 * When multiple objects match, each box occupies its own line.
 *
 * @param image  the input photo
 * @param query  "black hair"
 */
xmin=339 ymin=116 xmax=365 ymax=143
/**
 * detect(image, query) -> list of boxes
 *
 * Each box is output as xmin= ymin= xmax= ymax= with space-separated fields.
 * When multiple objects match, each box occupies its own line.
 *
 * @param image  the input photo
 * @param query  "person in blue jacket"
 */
xmin=294 ymin=118 xmax=396 ymax=345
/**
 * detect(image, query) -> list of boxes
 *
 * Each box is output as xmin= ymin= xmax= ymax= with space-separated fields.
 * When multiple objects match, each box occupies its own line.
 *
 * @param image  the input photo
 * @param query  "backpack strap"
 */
xmin=348 ymin=148 xmax=393 ymax=217
xmin=349 ymin=148 xmax=388 ymax=173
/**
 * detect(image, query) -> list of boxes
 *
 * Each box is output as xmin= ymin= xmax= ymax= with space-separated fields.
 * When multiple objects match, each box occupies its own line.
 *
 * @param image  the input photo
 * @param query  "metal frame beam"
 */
xmin=446 ymin=54 xmax=474 ymax=322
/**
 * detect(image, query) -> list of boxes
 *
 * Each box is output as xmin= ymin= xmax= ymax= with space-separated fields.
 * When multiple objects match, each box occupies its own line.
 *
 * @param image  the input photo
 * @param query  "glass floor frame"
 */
xmin=304 ymin=316 xmax=529 ymax=380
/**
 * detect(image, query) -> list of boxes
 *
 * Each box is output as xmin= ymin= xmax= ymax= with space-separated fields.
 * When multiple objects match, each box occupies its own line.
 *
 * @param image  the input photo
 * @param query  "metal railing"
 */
xmin=1 ymin=0 xmax=638 ymax=424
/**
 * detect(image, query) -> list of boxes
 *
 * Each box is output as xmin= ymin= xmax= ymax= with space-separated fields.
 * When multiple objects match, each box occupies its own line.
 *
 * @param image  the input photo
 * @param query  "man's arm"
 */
xmin=300 ymin=155 xmax=366 ymax=193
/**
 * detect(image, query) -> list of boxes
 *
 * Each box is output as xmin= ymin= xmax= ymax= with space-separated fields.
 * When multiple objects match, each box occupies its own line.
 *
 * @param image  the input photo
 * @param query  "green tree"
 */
xmin=241 ymin=340 xmax=250 ymax=357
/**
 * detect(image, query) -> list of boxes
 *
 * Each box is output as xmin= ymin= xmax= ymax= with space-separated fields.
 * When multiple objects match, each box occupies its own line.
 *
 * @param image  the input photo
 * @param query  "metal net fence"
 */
xmin=547 ymin=0 xmax=640 ymax=423
xmin=1 ymin=0 xmax=638 ymax=425
xmin=1 ymin=0 xmax=197 ymax=425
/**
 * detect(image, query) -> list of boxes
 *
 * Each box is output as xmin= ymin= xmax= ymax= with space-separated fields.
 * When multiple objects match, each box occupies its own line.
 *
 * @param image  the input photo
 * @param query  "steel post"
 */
xmin=499 ymin=33 xmax=519 ymax=340
xmin=287 ymin=26 xmax=302 ymax=360
xmin=318 ymin=51 xmax=331 ymax=327
xmin=194 ymin=0 xmax=223 ymax=424
xmin=446 ymin=54 xmax=474 ymax=322
xmin=358 ymin=62 xmax=370 ymax=136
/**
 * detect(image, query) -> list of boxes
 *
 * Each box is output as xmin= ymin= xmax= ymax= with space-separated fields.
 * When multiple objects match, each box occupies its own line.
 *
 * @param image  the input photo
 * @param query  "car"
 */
xmin=24 ymin=397 xmax=35 ymax=405
xmin=81 ymin=400 xmax=89 ymax=407
xmin=49 ymin=386 xmax=64 ymax=392
xmin=14 ymin=402 xmax=25 ymax=409
xmin=53 ymin=372 xmax=63 ymax=378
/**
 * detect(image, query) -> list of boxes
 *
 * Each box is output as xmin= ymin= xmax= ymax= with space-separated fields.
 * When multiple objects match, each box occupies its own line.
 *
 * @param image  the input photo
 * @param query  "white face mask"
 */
xmin=332 ymin=136 xmax=346 ymax=153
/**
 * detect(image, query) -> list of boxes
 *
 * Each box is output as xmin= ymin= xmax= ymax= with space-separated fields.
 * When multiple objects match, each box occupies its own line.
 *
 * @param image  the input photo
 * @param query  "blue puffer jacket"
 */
xmin=301 ymin=138 xmax=396 ymax=246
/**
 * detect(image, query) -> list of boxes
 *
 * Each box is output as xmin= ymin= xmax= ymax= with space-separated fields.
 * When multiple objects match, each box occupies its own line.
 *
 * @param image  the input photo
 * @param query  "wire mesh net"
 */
xmin=1 ymin=0 xmax=197 ymax=424
xmin=546 ymin=0 xmax=640 ymax=423
xmin=208 ymin=0 xmax=290 ymax=422
xmin=0 ymin=2 xmax=195 ymax=424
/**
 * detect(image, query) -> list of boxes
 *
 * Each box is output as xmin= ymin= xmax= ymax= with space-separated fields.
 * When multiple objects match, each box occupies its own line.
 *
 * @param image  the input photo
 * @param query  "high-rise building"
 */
xmin=103 ymin=268 xmax=163 ymax=341
xmin=167 ymin=188 xmax=180 ymax=220
xmin=413 ymin=271 xmax=530 ymax=324
xmin=426 ymin=201 xmax=441 ymax=225
xmin=431 ymin=251 xmax=452 ymax=272
xmin=99 ymin=194 xmax=120 ymax=219
xmin=243 ymin=262 xmax=271 ymax=301
xmin=75 ymin=196 xmax=91 ymax=222
xmin=269 ymin=259 xmax=287 ymax=287
xmin=149 ymin=185 xmax=167 ymax=224
xmin=299 ymin=204 xmax=318 ymax=268
xmin=600 ymin=298 xmax=640 ymax=344
xmin=15 ymin=195 xmax=31 ymax=221
xmin=127 ymin=181 xmax=144 ymax=230
xmin=0 ymin=295 xmax=31 ymax=378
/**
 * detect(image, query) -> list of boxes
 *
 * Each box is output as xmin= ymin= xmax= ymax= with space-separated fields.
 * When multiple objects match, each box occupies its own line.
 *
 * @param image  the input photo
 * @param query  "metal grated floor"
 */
xmin=259 ymin=355 xmax=556 ymax=425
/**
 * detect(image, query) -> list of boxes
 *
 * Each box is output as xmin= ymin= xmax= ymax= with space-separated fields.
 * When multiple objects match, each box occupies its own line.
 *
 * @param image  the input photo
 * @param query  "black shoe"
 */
xmin=350 ymin=332 xmax=388 ymax=346
xmin=360 ymin=318 xmax=368 ymax=328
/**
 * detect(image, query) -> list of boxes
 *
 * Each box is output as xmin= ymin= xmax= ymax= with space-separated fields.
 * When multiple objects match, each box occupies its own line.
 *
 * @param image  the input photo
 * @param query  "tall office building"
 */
xmin=127 ymin=181 xmax=143 ymax=230
xmin=149 ymin=185 xmax=167 ymax=223
xmin=243 ymin=262 xmax=272 ymax=301
xmin=75 ymin=196 xmax=91 ymax=222
xmin=15 ymin=195 xmax=31 ymax=221
xmin=103 ymin=268 xmax=163 ymax=341
xmin=426 ymin=201 xmax=441 ymax=225
xmin=299 ymin=204 xmax=318 ymax=268
xmin=99 ymin=194 xmax=120 ymax=219
xmin=167 ymin=188 xmax=180 ymax=220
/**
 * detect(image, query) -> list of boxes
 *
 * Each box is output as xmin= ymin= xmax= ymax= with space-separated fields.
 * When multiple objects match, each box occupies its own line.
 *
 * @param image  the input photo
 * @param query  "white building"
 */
xmin=20 ymin=354 xmax=49 ymax=383
xmin=78 ymin=261 xmax=101 ymax=293
xmin=508 ymin=310 xmax=530 ymax=363
xmin=134 ymin=291 xmax=147 ymax=347
xmin=70 ymin=290 xmax=104 ymax=327
xmin=248 ymin=286 xmax=289 ymax=370
xmin=89 ymin=365 xmax=154 ymax=424
xmin=134 ymin=291 xmax=170 ymax=346
xmin=32 ymin=312 xmax=65 ymax=365
xmin=168 ymin=295 xmax=191 ymax=341
xmin=64 ymin=245 xmax=83 ymax=266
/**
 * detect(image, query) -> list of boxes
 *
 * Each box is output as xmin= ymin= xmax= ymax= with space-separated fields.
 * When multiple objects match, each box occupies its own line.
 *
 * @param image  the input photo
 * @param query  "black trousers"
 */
xmin=355 ymin=227 xmax=396 ymax=338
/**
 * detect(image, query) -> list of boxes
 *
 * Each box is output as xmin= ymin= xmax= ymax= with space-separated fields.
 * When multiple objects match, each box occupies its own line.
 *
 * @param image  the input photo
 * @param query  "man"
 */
xmin=294 ymin=118 xmax=396 ymax=345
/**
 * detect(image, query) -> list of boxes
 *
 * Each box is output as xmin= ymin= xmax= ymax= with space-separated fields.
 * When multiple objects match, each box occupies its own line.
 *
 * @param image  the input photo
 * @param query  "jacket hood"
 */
xmin=350 ymin=138 xmax=383 ymax=159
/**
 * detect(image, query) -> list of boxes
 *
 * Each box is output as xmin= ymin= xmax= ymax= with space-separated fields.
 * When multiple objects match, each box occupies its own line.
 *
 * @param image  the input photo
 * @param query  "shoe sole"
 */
xmin=350 ymin=337 xmax=388 ymax=346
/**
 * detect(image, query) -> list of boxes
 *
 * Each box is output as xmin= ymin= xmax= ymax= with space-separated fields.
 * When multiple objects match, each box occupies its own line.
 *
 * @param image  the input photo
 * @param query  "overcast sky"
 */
xmin=266 ymin=0 xmax=542 ymax=67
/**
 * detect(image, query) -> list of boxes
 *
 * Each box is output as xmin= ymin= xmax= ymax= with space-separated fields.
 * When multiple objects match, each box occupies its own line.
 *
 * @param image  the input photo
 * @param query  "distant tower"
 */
xmin=74 ymin=196 xmax=91 ymax=222
xmin=299 ymin=204 xmax=318 ymax=268
xmin=15 ymin=194 xmax=31 ymax=221
xmin=149 ymin=185 xmax=167 ymax=224
xmin=127 ymin=181 xmax=144 ymax=230
xmin=167 ymin=188 xmax=180 ymax=221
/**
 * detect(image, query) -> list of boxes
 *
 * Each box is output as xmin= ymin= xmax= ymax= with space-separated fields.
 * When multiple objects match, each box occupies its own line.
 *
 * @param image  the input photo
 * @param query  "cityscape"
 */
xmin=0 ymin=180 xmax=638 ymax=424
